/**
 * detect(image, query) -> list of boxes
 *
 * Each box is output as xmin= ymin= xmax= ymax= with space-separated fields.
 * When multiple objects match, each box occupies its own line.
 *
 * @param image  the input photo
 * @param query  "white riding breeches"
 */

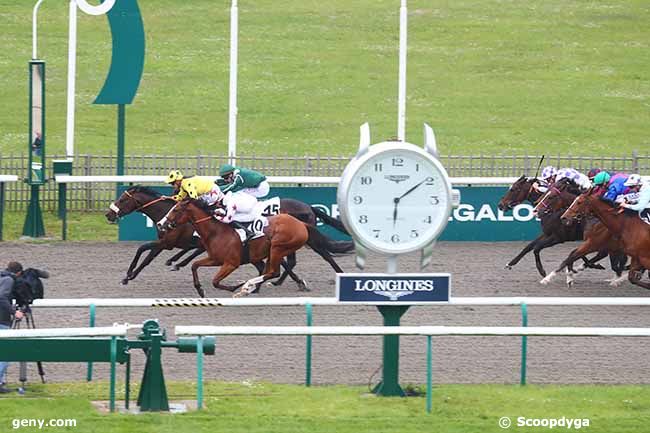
xmin=223 ymin=191 xmax=258 ymax=223
xmin=241 ymin=180 xmax=270 ymax=198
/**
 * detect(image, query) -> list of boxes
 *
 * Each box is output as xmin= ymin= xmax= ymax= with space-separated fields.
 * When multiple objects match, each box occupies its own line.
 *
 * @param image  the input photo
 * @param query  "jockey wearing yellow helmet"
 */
xmin=164 ymin=170 xmax=220 ymax=203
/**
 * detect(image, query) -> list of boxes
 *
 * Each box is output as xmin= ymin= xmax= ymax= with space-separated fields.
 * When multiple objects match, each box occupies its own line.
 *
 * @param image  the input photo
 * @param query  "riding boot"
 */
xmin=231 ymin=221 xmax=254 ymax=241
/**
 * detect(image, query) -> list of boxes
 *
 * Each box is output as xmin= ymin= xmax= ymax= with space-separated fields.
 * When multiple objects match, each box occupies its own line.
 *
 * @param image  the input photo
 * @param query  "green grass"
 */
xmin=1 ymin=1 xmax=649 ymax=157
xmin=2 ymin=211 xmax=116 ymax=241
xmin=0 ymin=381 xmax=649 ymax=432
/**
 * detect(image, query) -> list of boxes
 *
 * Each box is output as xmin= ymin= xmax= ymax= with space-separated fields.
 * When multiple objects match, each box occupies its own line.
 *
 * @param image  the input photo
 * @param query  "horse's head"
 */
xmin=498 ymin=175 xmax=535 ymax=211
xmin=560 ymin=191 xmax=593 ymax=226
xmin=533 ymin=178 xmax=577 ymax=216
xmin=157 ymin=199 xmax=192 ymax=232
xmin=105 ymin=186 xmax=162 ymax=223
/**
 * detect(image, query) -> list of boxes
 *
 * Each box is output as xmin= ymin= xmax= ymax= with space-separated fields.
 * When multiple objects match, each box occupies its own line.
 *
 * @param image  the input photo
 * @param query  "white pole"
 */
xmin=32 ymin=0 xmax=46 ymax=59
xmin=397 ymin=0 xmax=407 ymax=141
xmin=65 ymin=0 xmax=77 ymax=160
xmin=228 ymin=0 xmax=239 ymax=165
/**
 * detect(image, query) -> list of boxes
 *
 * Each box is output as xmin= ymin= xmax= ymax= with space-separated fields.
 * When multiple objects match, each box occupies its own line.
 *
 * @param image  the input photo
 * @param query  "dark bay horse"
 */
xmin=498 ymin=176 xmax=584 ymax=276
xmin=105 ymin=186 xmax=352 ymax=286
xmin=161 ymin=199 xmax=344 ymax=297
xmin=534 ymin=179 xmax=627 ymax=287
xmin=561 ymin=191 xmax=650 ymax=289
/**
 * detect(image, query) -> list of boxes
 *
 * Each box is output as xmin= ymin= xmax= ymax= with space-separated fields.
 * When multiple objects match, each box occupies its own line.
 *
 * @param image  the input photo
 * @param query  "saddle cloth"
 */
xmin=232 ymin=197 xmax=280 ymax=242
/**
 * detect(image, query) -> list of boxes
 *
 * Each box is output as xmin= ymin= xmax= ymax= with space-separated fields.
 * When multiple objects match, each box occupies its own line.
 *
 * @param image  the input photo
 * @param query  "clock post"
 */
xmin=337 ymin=123 xmax=460 ymax=397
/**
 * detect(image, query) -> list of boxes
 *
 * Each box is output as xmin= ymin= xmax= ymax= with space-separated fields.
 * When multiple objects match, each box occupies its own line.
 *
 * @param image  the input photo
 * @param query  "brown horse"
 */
xmin=161 ymin=199 xmax=343 ymax=297
xmin=561 ymin=191 xmax=650 ymax=290
xmin=534 ymin=179 xmax=627 ymax=287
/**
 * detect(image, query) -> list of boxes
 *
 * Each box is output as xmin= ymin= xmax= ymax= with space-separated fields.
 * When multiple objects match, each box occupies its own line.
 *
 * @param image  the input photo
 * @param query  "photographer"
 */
xmin=0 ymin=262 xmax=24 ymax=393
xmin=0 ymin=262 xmax=48 ymax=393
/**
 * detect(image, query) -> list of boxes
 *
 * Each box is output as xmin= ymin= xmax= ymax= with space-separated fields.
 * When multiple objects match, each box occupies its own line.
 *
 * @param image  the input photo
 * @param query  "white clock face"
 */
xmin=343 ymin=145 xmax=451 ymax=254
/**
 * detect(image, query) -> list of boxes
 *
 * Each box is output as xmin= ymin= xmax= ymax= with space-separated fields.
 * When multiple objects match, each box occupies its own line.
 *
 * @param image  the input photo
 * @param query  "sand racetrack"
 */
xmin=2 ymin=241 xmax=650 ymax=386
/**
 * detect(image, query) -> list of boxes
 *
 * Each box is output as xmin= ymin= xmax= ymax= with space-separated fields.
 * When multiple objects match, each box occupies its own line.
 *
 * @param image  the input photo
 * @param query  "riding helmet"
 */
xmin=624 ymin=174 xmax=643 ymax=187
xmin=592 ymin=171 xmax=611 ymax=186
xmin=165 ymin=170 xmax=184 ymax=184
xmin=219 ymin=164 xmax=236 ymax=177
xmin=587 ymin=167 xmax=601 ymax=180
xmin=540 ymin=166 xmax=557 ymax=181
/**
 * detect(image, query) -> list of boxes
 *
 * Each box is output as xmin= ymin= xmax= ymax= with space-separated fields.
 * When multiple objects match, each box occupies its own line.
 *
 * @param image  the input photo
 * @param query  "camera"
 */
xmin=12 ymin=268 xmax=46 ymax=308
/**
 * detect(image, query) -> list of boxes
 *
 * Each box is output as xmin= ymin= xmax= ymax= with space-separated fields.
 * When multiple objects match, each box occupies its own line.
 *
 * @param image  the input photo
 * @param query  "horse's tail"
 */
xmin=305 ymin=225 xmax=354 ymax=255
xmin=311 ymin=206 xmax=350 ymax=235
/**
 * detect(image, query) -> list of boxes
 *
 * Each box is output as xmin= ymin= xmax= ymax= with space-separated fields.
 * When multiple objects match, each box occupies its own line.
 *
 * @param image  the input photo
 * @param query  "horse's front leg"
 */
xmin=191 ymin=256 xmax=220 ymax=297
xmin=533 ymin=236 xmax=563 ymax=278
xmin=126 ymin=248 xmax=164 ymax=282
xmin=122 ymin=241 xmax=158 ymax=285
xmin=170 ymin=247 xmax=206 ymax=271
xmin=211 ymin=262 xmax=245 ymax=293
xmin=505 ymin=233 xmax=546 ymax=270
xmin=165 ymin=248 xmax=192 ymax=267
xmin=237 ymin=251 xmax=285 ymax=297
xmin=271 ymin=253 xmax=295 ymax=286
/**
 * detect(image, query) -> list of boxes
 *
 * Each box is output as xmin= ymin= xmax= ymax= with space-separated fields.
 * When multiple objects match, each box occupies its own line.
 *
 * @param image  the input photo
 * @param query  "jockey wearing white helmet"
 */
xmin=620 ymin=174 xmax=650 ymax=218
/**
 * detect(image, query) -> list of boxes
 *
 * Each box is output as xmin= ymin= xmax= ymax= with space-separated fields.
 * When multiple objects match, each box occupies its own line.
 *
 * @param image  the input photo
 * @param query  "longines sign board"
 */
xmin=336 ymin=273 xmax=451 ymax=304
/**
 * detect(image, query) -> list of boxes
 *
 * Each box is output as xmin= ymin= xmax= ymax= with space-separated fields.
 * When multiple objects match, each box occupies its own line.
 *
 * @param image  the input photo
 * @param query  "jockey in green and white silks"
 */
xmin=217 ymin=164 xmax=270 ymax=224
xmin=219 ymin=164 xmax=270 ymax=197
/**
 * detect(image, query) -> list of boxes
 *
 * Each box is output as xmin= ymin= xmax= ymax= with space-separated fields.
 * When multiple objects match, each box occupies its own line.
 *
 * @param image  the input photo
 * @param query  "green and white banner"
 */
xmin=117 ymin=186 xmax=539 ymax=242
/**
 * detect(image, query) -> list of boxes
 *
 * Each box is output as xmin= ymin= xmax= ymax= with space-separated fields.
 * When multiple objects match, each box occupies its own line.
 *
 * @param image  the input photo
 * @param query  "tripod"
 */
xmin=11 ymin=306 xmax=46 ymax=393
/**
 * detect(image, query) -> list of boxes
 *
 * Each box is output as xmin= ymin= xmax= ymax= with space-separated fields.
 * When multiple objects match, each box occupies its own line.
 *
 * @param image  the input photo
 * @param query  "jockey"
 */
xmin=533 ymin=166 xmax=557 ymax=193
xmin=554 ymin=167 xmax=591 ymax=190
xmin=164 ymin=170 xmax=218 ymax=202
xmin=592 ymin=171 xmax=629 ymax=204
xmin=218 ymin=164 xmax=270 ymax=198
xmin=619 ymin=174 xmax=650 ymax=223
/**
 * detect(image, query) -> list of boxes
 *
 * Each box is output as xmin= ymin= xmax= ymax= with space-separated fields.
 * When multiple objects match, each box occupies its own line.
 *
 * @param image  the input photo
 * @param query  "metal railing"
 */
xmin=2 ymin=152 xmax=649 ymax=211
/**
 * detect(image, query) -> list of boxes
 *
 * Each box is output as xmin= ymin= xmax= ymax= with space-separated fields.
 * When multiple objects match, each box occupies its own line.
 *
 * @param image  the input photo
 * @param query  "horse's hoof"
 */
xmin=504 ymin=264 xmax=512 ymax=270
xmin=169 ymin=265 xmax=180 ymax=272
xmin=298 ymin=280 xmax=310 ymax=292
xmin=270 ymin=280 xmax=281 ymax=286
xmin=164 ymin=260 xmax=173 ymax=266
xmin=120 ymin=279 xmax=129 ymax=286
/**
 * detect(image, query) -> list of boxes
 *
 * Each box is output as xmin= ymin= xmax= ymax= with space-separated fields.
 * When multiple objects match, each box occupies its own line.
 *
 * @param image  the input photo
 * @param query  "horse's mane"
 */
xmin=128 ymin=185 xmax=163 ymax=197
xmin=554 ymin=177 xmax=582 ymax=194
xmin=189 ymin=198 xmax=215 ymax=214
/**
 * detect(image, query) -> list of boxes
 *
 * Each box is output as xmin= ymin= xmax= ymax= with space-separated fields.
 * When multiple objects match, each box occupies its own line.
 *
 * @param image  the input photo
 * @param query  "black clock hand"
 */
xmin=399 ymin=178 xmax=428 ymax=200
xmin=392 ymin=197 xmax=399 ymax=227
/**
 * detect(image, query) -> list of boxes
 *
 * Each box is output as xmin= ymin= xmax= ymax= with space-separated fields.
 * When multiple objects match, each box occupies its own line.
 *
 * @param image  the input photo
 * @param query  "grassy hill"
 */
xmin=1 ymin=0 xmax=649 ymax=157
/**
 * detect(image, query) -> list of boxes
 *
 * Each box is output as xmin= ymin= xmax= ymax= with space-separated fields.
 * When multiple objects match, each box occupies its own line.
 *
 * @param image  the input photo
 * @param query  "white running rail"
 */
xmin=175 ymin=325 xmax=650 ymax=338
xmin=0 ymin=325 xmax=128 ymax=339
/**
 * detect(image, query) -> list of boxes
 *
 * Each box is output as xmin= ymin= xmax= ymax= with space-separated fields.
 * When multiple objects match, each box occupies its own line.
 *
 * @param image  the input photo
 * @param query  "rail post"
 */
xmin=520 ymin=303 xmax=528 ymax=385
xmin=426 ymin=335 xmax=432 ymax=413
xmin=305 ymin=303 xmax=312 ymax=387
xmin=86 ymin=303 xmax=96 ymax=381
xmin=196 ymin=336 xmax=204 ymax=410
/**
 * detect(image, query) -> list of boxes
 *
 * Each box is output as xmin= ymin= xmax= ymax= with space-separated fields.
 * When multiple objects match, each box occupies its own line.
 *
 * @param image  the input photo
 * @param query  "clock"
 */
xmin=338 ymin=124 xmax=460 ymax=269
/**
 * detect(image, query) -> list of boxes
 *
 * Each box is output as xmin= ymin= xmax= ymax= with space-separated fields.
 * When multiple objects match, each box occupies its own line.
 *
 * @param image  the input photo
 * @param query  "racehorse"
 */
xmin=534 ymin=178 xmax=627 ymax=287
xmin=561 ymin=191 xmax=650 ymax=290
xmin=161 ymin=199 xmax=344 ymax=297
xmin=105 ymin=186 xmax=352 ymax=286
xmin=498 ymin=175 xmax=584 ymax=276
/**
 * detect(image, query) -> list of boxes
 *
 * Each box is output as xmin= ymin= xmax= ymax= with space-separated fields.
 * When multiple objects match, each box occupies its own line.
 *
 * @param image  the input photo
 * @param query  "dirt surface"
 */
xmin=2 ymin=241 xmax=650 ymax=386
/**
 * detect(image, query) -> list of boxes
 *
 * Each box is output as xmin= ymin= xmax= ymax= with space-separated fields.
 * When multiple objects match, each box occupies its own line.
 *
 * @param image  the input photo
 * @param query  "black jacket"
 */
xmin=0 ymin=271 xmax=15 ymax=327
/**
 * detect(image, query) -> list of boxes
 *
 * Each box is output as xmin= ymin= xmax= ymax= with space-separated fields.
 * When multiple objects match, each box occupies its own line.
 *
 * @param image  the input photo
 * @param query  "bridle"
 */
xmin=534 ymin=185 xmax=563 ymax=215
xmin=109 ymin=190 xmax=172 ymax=217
